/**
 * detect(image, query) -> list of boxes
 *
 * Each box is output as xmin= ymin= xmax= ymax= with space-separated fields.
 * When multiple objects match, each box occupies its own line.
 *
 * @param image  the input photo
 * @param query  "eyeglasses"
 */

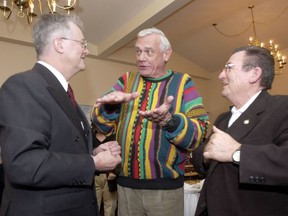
xmin=223 ymin=63 xmax=248 ymax=72
xmin=135 ymin=48 xmax=155 ymax=57
xmin=61 ymin=37 xmax=88 ymax=49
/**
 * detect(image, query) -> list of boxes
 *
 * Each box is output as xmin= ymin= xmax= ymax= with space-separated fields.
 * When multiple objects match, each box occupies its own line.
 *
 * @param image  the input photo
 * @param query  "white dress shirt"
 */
xmin=228 ymin=91 xmax=262 ymax=127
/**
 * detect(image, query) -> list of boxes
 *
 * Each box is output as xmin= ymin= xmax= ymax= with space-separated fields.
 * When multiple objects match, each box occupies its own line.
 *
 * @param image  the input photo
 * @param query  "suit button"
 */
xmin=200 ymin=202 xmax=206 ymax=209
xmin=74 ymin=136 xmax=80 ymax=142
xmin=73 ymin=180 xmax=80 ymax=185
xmin=259 ymin=177 xmax=265 ymax=183
xmin=92 ymin=199 xmax=96 ymax=205
xmin=255 ymin=176 xmax=259 ymax=183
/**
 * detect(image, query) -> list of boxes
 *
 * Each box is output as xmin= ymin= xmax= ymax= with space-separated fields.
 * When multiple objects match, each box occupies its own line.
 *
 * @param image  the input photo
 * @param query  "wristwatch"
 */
xmin=163 ymin=115 xmax=178 ymax=132
xmin=232 ymin=148 xmax=241 ymax=164
xmin=165 ymin=116 xmax=176 ymax=128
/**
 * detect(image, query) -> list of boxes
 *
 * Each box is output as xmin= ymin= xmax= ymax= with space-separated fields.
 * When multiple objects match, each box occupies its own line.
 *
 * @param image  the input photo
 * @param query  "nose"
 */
xmin=218 ymin=69 xmax=225 ymax=80
xmin=84 ymin=47 xmax=89 ymax=55
xmin=136 ymin=52 xmax=147 ymax=61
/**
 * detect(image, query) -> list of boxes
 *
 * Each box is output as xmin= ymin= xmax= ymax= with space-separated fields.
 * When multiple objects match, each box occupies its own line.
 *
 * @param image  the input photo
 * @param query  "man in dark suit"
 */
xmin=0 ymin=14 xmax=121 ymax=216
xmin=192 ymin=46 xmax=288 ymax=216
xmin=0 ymin=147 xmax=3 ymax=207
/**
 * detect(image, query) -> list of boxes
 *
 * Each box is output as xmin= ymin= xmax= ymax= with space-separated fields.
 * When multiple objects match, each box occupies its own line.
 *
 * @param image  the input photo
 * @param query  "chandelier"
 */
xmin=0 ymin=0 xmax=76 ymax=24
xmin=213 ymin=4 xmax=287 ymax=75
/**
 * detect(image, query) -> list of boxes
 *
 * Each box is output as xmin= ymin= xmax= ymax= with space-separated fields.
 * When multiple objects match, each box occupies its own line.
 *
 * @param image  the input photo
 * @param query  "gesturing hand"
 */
xmin=139 ymin=95 xmax=174 ymax=126
xmin=95 ymin=91 xmax=139 ymax=107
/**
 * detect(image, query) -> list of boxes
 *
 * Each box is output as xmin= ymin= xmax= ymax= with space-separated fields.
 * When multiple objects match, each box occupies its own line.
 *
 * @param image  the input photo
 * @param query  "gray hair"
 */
xmin=32 ymin=14 xmax=83 ymax=57
xmin=232 ymin=46 xmax=275 ymax=89
xmin=137 ymin=28 xmax=171 ymax=52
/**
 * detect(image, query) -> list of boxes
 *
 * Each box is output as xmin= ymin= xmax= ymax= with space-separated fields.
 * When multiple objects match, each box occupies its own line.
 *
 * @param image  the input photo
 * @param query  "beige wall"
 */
xmin=0 ymin=42 xmax=36 ymax=86
xmin=0 ymin=40 xmax=138 ymax=105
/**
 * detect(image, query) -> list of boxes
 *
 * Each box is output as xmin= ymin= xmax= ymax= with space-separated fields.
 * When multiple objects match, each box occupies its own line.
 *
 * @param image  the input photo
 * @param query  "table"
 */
xmin=183 ymin=180 xmax=203 ymax=216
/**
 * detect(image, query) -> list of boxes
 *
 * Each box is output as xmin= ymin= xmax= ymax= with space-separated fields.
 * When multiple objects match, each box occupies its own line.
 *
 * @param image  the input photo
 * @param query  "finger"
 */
xmin=107 ymin=140 xmax=118 ymax=146
xmin=94 ymin=102 xmax=102 ymax=107
xmin=158 ymin=96 xmax=174 ymax=113
xmin=130 ymin=92 xmax=139 ymax=100
xmin=166 ymin=95 xmax=174 ymax=104
xmin=125 ymin=92 xmax=139 ymax=103
xmin=212 ymin=125 xmax=222 ymax=134
xmin=110 ymin=145 xmax=121 ymax=153
xmin=203 ymin=151 xmax=211 ymax=160
xmin=153 ymin=108 xmax=165 ymax=116
xmin=115 ymin=155 xmax=122 ymax=163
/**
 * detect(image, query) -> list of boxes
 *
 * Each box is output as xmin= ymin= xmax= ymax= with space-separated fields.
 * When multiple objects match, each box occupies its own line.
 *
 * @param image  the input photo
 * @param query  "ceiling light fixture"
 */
xmin=213 ymin=5 xmax=286 ymax=75
xmin=0 ymin=0 xmax=76 ymax=24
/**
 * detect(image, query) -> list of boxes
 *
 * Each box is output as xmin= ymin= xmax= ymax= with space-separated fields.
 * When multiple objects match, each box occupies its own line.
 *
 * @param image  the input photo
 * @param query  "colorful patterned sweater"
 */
xmin=91 ymin=70 xmax=209 ymax=189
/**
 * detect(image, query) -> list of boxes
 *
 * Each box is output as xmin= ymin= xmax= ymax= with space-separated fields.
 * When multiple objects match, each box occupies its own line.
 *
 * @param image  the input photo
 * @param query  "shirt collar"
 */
xmin=231 ymin=90 xmax=262 ymax=114
xmin=37 ymin=61 xmax=69 ymax=91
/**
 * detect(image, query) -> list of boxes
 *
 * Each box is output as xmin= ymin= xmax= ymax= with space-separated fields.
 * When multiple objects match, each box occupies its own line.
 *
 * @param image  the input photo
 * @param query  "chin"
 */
xmin=221 ymin=90 xmax=227 ymax=97
xmin=139 ymin=70 xmax=151 ymax=77
xmin=79 ymin=64 xmax=86 ymax=71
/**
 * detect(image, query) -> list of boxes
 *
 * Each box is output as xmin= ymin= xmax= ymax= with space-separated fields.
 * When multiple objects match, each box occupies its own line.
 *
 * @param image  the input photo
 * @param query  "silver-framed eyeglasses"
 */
xmin=223 ymin=63 xmax=248 ymax=72
xmin=61 ymin=37 xmax=88 ymax=49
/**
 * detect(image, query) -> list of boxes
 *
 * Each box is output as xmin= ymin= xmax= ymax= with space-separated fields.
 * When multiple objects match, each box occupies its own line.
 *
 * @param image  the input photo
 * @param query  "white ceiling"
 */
xmin=155 ymin=0 xmax=288 ymax=73
xmin=79 ymin=0 xmax=288 ymax=73
xmin=1 ymin=0 xmax=288 ymax=74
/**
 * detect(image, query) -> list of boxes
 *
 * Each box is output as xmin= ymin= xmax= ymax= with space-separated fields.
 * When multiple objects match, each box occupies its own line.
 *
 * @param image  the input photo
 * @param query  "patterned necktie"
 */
xmin=67 ymin=84 xmax=77 ymax=109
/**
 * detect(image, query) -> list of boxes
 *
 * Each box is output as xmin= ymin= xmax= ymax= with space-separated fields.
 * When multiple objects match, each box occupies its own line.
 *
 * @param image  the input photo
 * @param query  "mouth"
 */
xmin=138 ymin=65 xmax=149 ymax=70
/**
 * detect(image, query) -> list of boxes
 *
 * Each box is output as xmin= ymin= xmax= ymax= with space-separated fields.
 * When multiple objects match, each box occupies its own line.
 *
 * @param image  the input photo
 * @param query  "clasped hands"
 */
xmin=92 ymin=141 xmax=121 ymax=171
xmin=95 ymin=91 xmax=174 ymax=126
xmin=203 ymin=126 xmax=241 ymax=163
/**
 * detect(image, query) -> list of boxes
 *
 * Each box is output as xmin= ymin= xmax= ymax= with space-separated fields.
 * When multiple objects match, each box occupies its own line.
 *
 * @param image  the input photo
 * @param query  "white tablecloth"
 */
xmin=184 ymin=180 xmax=204 ymax=216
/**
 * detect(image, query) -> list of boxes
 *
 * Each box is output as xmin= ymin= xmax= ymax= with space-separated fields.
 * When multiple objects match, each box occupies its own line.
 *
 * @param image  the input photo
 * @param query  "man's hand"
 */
xmin=139 ymin=95 xmax=174 ymax=126
xmin=92 ymin=152 xmax=121 ymax=171
xmin=92 ymin=141 xmax=122 ymax=171
xmin=95 ymin=91 xmax=139 ymax=107
xmin=93 ymin=141 xmax=121 ymax=156
xmin=203 ymin=126 xmax=241 ymax=162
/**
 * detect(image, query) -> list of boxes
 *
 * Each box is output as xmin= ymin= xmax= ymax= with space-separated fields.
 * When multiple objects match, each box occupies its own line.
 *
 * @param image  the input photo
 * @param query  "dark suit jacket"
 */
xmin=192 ymin=91 xmax=288 ymax=216
xmin=0 ymin=64 xmax=98 ymax=216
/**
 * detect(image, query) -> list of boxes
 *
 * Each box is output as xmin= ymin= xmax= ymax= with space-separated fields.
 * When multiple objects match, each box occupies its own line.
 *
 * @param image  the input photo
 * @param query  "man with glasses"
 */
xmin=0 ymin=14 xmax=121 ymax=216
xmin=192 ymin=46 xmax=288 ymax=216
xmin=91 ymin=27 xmax=209 ymax=216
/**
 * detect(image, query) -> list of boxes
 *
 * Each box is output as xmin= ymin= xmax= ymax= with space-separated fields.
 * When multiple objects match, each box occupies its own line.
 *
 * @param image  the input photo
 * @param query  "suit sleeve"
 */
xmin=239 ymin=132 xmax=288 ymax=186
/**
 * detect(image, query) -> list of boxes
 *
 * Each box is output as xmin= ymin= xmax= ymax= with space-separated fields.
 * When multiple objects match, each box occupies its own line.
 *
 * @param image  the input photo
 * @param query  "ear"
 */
xmin=163 ymin=48 xmax=172 ymax=63
xmin=249 ymin=66 xmax=262 ymax=84
xmin=54 ymin=38 xmax=64 ymax=54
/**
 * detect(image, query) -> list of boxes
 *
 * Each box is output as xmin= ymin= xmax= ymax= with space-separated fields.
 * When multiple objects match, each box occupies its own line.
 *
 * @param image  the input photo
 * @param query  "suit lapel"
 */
xmin=77 ymin=106 xmax=94 ymax=153
xmin=225 ymin=92 xmax=267 ymax=141
xmin=207 ymin=91 xmax=268 ymax=177
xmin=34 ymin=64 xmax=86 ymax=138
xmin=205 ymin=112 xmax=231 ymax=177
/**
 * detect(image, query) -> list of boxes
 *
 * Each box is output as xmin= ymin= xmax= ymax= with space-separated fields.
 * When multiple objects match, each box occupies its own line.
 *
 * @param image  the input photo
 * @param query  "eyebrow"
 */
xmin=135 ymin=46 xmax=154 ymax=49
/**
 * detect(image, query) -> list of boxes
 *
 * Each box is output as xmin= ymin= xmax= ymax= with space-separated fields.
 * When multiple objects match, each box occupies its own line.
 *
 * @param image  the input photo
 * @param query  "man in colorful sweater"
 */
xmin=91 ymin=28 xmax=209 ymax=216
